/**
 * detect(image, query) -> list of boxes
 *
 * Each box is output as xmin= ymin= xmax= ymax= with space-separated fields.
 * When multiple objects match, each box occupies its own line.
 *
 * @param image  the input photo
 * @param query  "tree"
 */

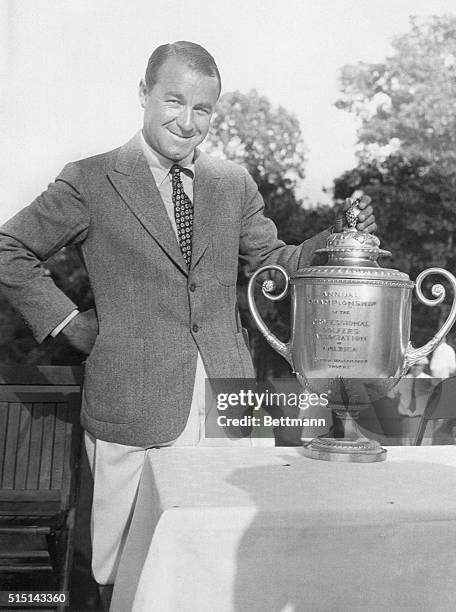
xmin=334 ymin=15 xmax=456 ymax=347
xmin=336 ymin=15 xmax=456 ymax=173
xmin=203 ymin=89 xmax=306 ymax=198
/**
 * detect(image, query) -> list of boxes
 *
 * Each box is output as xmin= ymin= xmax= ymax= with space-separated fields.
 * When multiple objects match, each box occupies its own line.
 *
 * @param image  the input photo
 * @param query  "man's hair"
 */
xmin=145 ymin=41 xmax=221 ymax=93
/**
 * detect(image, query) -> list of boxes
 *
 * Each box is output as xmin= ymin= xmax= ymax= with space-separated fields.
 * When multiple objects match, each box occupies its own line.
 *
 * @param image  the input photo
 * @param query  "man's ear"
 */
xmin=138 ymin=79 xmax=148 ymax=108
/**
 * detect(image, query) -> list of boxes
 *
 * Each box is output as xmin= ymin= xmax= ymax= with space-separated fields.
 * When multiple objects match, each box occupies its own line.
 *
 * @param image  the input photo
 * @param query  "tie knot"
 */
xmin=170 ymin=164 xmax=194 ymax=181
xmin=170 ymin=165 xmax=185 ymax=184
xmin=171 ymin=164 xmax=182 ymax=176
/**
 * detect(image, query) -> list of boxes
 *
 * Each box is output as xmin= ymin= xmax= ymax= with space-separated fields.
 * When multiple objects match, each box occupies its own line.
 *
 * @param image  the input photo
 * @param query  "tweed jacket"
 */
xmin=0 ymin=135 xmax=330 ymax=446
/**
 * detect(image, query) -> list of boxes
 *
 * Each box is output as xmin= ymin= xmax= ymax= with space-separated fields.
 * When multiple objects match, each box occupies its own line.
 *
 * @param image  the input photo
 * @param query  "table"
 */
xmin=111 ymin=446 xmax=456 ymax=612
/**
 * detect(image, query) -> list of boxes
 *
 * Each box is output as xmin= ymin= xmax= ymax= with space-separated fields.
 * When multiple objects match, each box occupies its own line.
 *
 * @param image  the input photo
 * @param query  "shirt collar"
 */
xmin=139 ymin=130 xmax=195 ymax=186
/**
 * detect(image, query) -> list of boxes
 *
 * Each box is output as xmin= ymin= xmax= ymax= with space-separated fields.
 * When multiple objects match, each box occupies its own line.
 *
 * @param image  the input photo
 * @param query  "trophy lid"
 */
xmin=314 ymin=228 xmax=390 ymax=268
xmin=292 ymin=201 xmax=412 ymax=285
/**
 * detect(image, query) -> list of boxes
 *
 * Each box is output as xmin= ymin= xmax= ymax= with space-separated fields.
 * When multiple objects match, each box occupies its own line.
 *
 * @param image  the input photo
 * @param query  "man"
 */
xmin=0 ymin=42 xmax=376 ymax=596
xmin=390 ymin=357 xmax=435 ymax=445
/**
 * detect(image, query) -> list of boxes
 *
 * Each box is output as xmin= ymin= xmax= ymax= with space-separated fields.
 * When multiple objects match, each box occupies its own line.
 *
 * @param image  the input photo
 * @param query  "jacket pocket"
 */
xmin=83 ymin=335 xmax=145 ymax=423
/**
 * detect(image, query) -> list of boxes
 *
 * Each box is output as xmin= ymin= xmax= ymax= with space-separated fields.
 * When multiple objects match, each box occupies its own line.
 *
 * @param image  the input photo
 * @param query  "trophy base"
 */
xmin=302 ymin=437 xmax=387 ymax=463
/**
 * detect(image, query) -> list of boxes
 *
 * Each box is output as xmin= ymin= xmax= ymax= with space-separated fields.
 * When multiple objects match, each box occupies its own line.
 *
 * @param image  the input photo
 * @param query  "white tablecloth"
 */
xmin=110 ymin=446 xmax=456 ymax=612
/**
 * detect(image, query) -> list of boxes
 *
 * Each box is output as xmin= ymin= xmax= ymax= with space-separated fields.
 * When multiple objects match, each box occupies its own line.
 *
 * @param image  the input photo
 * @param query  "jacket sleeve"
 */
xmin=238 ymin=169 xmax=331 ymax=276
xmin=0 ymin=163 xmax=90 ymax=343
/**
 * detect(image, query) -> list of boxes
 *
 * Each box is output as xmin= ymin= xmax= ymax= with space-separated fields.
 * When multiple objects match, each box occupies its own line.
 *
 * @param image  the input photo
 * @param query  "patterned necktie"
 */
xmin=170 ymin=164 xmax=193 ymax=268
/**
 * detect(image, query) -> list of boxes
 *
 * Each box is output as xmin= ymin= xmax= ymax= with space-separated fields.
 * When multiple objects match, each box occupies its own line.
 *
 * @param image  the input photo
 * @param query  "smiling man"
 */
xmin=0 ymin=41 xmax=375 ymax=602
xmin=139 ymin=54 xmax=220 ymax=161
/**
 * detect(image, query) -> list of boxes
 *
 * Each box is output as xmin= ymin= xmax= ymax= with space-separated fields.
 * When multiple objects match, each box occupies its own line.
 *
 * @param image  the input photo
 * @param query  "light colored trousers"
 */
xmin=85 ymin=355 xmax=267 ymax=585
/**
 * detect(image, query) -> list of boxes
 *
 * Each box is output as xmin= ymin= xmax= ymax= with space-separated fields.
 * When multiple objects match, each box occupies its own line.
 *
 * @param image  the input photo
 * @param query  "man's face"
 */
xmin=139 ymin=57 xmax=220 ymax=162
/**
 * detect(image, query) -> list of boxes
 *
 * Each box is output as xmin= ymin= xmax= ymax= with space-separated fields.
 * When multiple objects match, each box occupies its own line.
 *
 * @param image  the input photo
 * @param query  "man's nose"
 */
xmin=175 ymin=107 xmax=195 ymax=133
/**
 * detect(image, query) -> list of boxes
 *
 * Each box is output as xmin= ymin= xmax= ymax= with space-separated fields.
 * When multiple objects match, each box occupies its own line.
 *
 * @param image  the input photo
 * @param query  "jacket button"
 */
xmin=189 ymin=283 xmax=196 ymax=292
xmin=192 ymin=324 xmax=199 ymax=333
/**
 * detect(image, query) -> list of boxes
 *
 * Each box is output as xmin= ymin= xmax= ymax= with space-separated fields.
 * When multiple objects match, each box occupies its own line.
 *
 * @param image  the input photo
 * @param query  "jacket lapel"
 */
xmin=107 ymin=135 xmax=188 ymax=274
xmin=191 ymin=152 xmax=222 ymax=269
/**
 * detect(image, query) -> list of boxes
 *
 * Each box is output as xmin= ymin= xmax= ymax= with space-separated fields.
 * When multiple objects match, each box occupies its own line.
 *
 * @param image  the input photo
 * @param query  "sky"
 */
xmin=1 ymin=0 xmax=456 ymax=223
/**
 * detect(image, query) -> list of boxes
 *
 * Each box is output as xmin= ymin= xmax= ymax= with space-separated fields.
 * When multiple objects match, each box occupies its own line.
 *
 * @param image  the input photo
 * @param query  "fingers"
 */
xmin=357 ymin=219 xmax=377 ymax=233
xmin=343 ymin=194 xmax=371 ymax=210
xmin=350 ymin=190 xmax=371 ymax=206
xmin=356 ymin=194 xmax=372 ymax=208
xmin=354 ymin=204 xmax=375 ymax=231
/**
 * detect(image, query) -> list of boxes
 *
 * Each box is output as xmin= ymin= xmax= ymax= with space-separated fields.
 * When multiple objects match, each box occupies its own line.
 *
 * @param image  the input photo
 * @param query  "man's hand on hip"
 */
xmin=61 ymin=309 xmax=99 ymax=355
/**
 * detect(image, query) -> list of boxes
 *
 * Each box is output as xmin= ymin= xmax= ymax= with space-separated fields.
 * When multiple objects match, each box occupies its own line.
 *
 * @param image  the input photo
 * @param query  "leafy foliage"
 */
xmin=203 ymin=89 xmax=306 ymax=196
xmin=334 ymin=15 xmax=456 ymax=347
xmin=335 ymin=156 xmax=455 ymax=275
xmin=336 ymin=15 xmax=456 ymax=173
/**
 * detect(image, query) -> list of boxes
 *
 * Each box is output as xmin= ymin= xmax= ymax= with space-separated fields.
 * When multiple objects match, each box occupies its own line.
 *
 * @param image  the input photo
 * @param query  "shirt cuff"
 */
xmin=50 ymin=309 xmax=80 ymax=337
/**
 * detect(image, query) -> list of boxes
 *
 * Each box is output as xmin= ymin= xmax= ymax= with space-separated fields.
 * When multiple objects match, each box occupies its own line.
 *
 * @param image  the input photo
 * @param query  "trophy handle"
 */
xmin=247 ymin=265 xmax=293 ymax=367
xmin=405 ymin=267 xmax=456 ymax=369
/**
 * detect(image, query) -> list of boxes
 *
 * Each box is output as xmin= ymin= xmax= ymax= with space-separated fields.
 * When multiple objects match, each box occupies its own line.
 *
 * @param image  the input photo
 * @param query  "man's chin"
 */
xmin=166 ymin=147 xmax=195 ymax=163
xmin=165 ymin=135 xmax=203 ymax=161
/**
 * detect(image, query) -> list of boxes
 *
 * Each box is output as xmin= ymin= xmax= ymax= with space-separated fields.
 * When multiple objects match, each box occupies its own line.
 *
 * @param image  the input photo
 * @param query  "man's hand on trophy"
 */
xmin=334 ymin=190 xmax=377 ymax=233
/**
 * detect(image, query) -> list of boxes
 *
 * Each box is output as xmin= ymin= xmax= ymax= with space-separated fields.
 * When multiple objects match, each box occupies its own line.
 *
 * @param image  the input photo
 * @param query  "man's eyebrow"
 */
xmin=163 ymin=92 xmax=214 ymax=111
xmin=196 ymin=101 xmax=214 ymax=111
xmin=163 ymin=91 xmax=185 ymax=99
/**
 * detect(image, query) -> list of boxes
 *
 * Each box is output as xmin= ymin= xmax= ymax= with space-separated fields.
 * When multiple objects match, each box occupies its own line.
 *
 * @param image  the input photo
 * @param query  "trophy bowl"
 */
xmin=247 ymin=204 xmax=456 ymax=462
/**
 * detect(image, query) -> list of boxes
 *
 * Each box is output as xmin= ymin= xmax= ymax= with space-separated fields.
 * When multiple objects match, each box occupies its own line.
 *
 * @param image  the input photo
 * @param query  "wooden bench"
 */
xmin=0 ymin=365 xmax=83 ymax=603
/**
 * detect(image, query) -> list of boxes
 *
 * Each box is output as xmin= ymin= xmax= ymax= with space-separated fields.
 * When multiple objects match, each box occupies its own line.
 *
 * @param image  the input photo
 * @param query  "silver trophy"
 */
xmin=248 ymin=201 xmax=456 ymax=462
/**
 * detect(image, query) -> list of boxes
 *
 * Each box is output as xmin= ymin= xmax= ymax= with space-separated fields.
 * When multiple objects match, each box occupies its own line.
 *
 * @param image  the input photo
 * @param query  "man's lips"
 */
xmin=168 ymin=130 xmax=196 ymax=140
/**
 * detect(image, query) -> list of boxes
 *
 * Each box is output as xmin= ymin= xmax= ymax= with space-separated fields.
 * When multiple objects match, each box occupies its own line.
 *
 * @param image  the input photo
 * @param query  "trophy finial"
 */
xmin=345 ymin=198 xmax=362 ymax=229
